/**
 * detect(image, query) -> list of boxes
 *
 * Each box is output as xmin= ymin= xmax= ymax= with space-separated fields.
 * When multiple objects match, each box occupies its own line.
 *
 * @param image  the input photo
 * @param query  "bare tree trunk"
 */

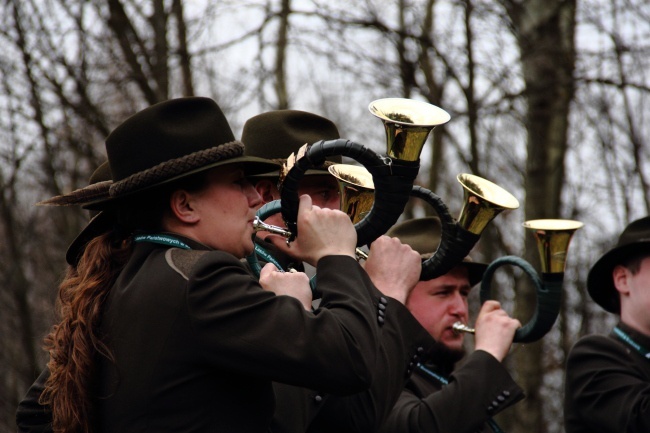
xmin=106 ymin=0 xmax=160 ymax=103
xmin=274 ymin=0 xmax=291 ymax=109
xmin=418 ymin=0 xmax=443 ymax=196
xmin=151 ymin=0 xmax=170 ymax=100
xmin=172 ymin=0 xmax=194 ymax=97
xmin=501 ymin=1 xmax=577 ymax=432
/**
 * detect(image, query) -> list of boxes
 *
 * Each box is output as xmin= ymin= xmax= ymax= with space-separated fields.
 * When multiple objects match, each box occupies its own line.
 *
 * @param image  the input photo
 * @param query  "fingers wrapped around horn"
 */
xmin=280 ymin=139 xmax=420 ymax=247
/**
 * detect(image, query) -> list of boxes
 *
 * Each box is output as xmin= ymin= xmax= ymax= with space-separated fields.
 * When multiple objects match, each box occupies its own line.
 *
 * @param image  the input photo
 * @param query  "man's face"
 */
xmin=255 ymin=173 xmax=340 ymax=230
xmin=406 ymin=266 xmax=471 ymax=353
xmin=297 ymin=174 xmax=340 ymax=209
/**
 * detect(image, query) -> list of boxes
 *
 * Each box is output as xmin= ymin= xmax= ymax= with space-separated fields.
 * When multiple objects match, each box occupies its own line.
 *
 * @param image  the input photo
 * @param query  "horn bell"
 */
xmin=369 ymin=98 xmax=451 ymax=162
xmin=328 ymin=164 xmax=375 ymax=224
xmin=456 ymin=173 xmax=520 ymax=235
xmin=522 ymin=219 xmax=584 ymax=273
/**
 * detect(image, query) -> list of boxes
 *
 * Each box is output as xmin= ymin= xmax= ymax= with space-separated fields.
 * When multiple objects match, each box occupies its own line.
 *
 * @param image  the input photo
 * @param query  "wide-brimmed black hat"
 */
xmin=241 ymin=110 xmax=342 ymax=176
xmin=65 ymin=162 xmax=113 ymax=266
xmin=83 ymin=97 xmax=279 ymax=209
xmin=36 ymin=161 xmax=114 ymax=266
xmin=587 ymin=216 xmax=650 ymax=313
xmin=386 ymin=217 xmax=487 ymax=286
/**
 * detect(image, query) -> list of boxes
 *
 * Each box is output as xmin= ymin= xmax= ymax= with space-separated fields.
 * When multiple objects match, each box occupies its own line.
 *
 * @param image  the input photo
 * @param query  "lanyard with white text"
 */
xmin=253 ymin=243 xmax=318 ymax=291
xmin=133 ymin=233 xmax=191 ymax=250
xmin=253 ymin=243 xmax=286 ymax=271
xmin=613 ymin=327 xmax=650 ymax=360
xmin=417 ymin=363 xmax=506 ymax=433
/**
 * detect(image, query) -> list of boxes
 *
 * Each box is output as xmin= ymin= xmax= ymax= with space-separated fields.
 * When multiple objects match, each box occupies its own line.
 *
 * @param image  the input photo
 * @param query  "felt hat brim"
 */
xmin=587 ymin=216 xmax=650 ymax=313
xmin=83 ymin=155 xmax=280 ymax=210
xmin=65 ymin=211 xmax=113 ymax=266
xmin=587 ymin=241 xmax=650 ymax=313
xmin=81 ymin=98 xmax=279 ymax=210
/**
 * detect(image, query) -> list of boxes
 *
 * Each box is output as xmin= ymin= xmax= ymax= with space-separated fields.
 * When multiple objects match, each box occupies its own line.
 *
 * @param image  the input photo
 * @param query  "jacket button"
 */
xmin=378 ymin=303 xmax=386 ymax=310
xmin=497 ymin=395 xmax=506 ymax=402
xmin=378 ymin=316 xmax=385 ymax=325
xmin=502 ymin=390 xmax=510 ymax=397
xmin=314 ymin=395 xmax=323 ymax=403
xmin=379 ymin=296 xmax=388 ymax=304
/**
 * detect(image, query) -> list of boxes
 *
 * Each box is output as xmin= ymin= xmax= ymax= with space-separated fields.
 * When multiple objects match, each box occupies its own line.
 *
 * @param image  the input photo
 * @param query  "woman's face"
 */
xmin=190 ymin=165 xmax=263 ymax=258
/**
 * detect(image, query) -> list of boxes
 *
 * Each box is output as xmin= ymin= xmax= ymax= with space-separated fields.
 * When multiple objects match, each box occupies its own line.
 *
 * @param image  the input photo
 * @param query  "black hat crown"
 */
xmin=241 ymin=110 xmax=342 ymax=174
xmin=386 ymin=217 xmax=487 ymax=286
xmin=88 ymin=97 xmax=278 ymax=208
xmin=587 ymin=216 xmax=650 ymax=313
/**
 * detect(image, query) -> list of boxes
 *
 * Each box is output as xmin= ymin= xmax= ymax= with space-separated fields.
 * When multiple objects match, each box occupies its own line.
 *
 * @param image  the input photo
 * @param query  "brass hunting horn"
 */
xmin=328 ymin=164 xmax=375 ymax=224
xmin=368 ymin=98 xmax=451 ymax=162
xmin=250 ymin=164 xmax=374 ymax=273
xmin=412 ymin=174 xmax=520 ymax=281
xmin=280 ymin=98 xmax=450 ymax=247
xmin=452 ymin=219 xmax=584 ymax=343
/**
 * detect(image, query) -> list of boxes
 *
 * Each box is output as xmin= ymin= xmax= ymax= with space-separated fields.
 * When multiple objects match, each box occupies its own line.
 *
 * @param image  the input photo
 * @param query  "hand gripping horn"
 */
xmin=453 ymin=219 xmax=584 ymax=343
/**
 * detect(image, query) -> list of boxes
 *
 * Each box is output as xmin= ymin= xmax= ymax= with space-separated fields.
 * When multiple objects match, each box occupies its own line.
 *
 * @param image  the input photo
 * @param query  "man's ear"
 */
xmin=255 ymin=179 xmax=279 ymax=203
xmin=169 ymin=189 xmax=200 ymax=224
xmin=612 ymin=264 xmax=631 ymax=295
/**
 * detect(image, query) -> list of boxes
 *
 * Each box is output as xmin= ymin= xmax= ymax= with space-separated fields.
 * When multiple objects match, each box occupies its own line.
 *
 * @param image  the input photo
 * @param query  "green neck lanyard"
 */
xmin=253 ymin=243 xmax=285 ymax=271
xmin=417 ymin=363 xmax=506 ymax=433
xmin=133 ymin=233 xmax=191 ymax=250
xmin=613 ymin=326 xmax=650 ymax=360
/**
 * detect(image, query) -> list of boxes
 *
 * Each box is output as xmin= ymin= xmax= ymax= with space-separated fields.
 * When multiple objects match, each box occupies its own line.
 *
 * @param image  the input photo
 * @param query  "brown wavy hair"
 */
xmin=40 ymin=231 xmax=132 ymax=433
xmin=39 ymin=173 xmax=210 ymax=432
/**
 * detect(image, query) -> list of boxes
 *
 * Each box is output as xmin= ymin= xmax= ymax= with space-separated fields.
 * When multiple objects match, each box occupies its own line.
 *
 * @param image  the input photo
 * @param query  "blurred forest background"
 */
xmin=1 ymin=0 xmax=649 ymax=432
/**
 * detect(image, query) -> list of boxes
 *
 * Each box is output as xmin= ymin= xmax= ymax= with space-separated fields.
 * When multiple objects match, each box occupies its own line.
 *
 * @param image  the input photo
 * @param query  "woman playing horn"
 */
xmin=27 ymin=97 xmax=388 ymax=433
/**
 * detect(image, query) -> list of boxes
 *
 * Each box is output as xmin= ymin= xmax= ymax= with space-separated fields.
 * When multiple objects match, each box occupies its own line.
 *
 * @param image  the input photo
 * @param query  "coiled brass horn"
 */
xmin=328 ymin=164 xmax=375 ymax=224
xmin=280 ymin=99 xmax=451 ymax=248
xmin=524 ymin=219 xmax=584 ymax=273
xmin=369 ymin=98 xmax=451 ymax=162
xmin=453 ymin=218 xmax=584 ymax=343
xmin=415 ymin=174 xmax=519 ymax=281
xmin=248 ymin=165 xmax=374 ymax=281
xmin=457 ymin=174 xmax=521 ymax=235
xmin=328 ymin=164 xmax=376 ymax=261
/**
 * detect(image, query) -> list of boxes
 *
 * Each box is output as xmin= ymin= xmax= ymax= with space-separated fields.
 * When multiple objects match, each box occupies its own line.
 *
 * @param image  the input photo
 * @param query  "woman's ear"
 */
xmin=169 ymin=189 xmax=200 ymax=224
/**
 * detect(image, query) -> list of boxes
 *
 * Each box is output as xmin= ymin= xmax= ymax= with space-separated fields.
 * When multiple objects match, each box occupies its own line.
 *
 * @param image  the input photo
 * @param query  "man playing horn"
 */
xmin=241 ymin=110 xmax=440 ymax=433
xmin=379 ymin=217 xmax=524 ymax=433
xmin=241 ymin=109 xmax=343 ymax=275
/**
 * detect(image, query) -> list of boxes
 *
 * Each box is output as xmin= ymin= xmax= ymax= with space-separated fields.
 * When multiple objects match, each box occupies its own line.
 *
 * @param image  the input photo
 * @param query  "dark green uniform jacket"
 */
xmin=379 ymin=350 xmax=524 ymax=433
xmin=17 ymin=234 xmax=385 ymax=433
xmin=564 ymin=322 xmax=650 ymax=433
xmin=270 ymin=297 xmax=436 ymax=433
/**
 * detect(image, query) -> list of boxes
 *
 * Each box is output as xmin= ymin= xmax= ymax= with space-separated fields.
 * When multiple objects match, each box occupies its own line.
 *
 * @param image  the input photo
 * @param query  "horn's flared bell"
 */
xmin=369 ymin=98 xmax=451 ymax=162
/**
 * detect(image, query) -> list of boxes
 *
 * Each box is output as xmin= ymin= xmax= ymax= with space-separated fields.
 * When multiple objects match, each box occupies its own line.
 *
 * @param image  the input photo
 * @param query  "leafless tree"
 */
xmin=2 ymin=0 xmax=649 ymax=432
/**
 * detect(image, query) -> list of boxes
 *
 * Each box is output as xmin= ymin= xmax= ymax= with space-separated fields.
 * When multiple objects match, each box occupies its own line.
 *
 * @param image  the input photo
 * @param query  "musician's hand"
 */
xmin=259 ymin=263 xmax=313 ymax=310
xmin=266 ymin=195 xmax=356 ymax=266
xmin=362 ymin=236 xmax=421 ymax=304
xmin=474 ymin=300 xmax=521 ymax=362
